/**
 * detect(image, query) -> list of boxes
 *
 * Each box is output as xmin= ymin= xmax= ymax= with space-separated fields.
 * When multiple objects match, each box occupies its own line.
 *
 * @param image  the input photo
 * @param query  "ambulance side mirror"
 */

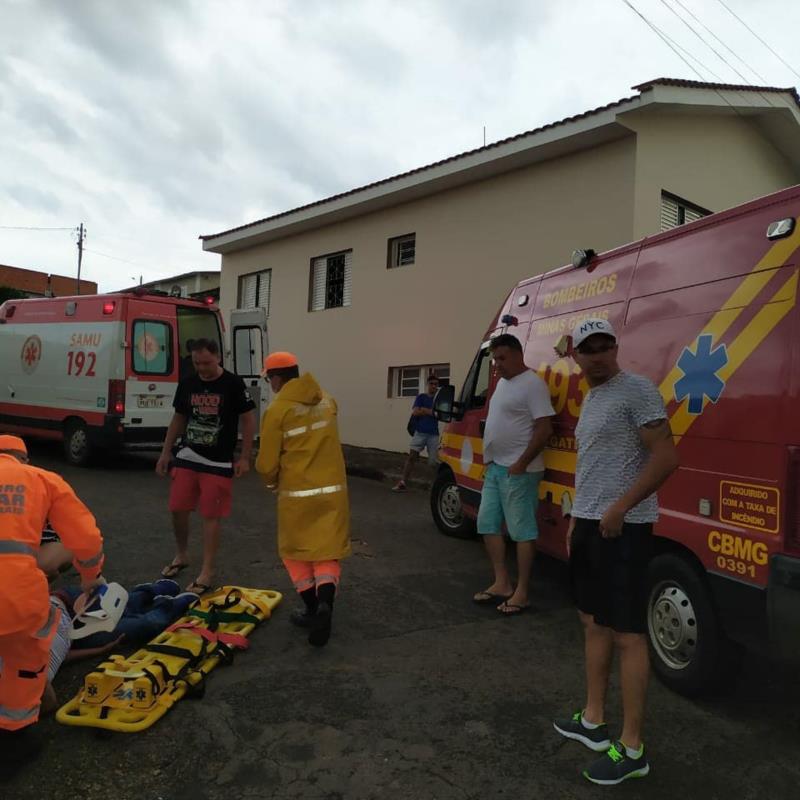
xmin=433 ymin=384 xmax=463 ymax=423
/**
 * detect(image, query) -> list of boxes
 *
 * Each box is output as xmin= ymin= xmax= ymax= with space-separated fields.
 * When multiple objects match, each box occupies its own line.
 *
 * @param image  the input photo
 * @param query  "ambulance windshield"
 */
xmin=176 ymin=308 xmax=222 ymax=379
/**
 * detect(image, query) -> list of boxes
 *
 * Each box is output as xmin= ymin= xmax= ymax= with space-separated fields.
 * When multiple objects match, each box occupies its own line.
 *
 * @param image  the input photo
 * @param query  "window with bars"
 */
xmin=389 ymin=364 xmax=450 ymax=398
xmin=660 ymin=192 xmax=711 ymax=232
xmin=310 ymin=250 xmax=352 ymax=311
xmin=387 ymin=233 xmax=416 ymax=268
xmin=238 ymin=269 xmax=272 ymax=315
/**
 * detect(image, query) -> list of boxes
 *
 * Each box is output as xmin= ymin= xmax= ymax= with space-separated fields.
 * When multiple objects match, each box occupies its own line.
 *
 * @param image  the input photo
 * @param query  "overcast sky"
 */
xmin=1 ymin=0 xmax=798 ymax=292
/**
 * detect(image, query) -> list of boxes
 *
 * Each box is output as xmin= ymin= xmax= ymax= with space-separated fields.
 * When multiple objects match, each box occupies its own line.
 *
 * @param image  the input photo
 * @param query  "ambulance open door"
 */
xmin=228 ymin=308 xmax=269 ymax=426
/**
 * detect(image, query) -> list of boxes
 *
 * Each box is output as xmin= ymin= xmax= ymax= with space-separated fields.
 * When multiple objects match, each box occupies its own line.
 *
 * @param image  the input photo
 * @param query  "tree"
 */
xmin=0 ymin=286 xmax=29 ymax=303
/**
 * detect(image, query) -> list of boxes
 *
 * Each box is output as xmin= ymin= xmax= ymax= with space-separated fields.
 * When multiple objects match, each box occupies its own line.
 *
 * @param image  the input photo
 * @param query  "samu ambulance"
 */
xmin=0 ymin=289 xmax=267 ymax=465
xmin=432 ymin=183 xmax=800 ymax=695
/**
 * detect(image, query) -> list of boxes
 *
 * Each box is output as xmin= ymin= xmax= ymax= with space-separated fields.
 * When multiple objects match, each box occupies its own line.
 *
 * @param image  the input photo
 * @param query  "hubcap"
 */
xmin=648 ymin=581 xmax=698 ymax=670
xmin=438 ymin=484 xmax=463 ymax=528
xmin=70 ymin=428 xmax=88 ymax=459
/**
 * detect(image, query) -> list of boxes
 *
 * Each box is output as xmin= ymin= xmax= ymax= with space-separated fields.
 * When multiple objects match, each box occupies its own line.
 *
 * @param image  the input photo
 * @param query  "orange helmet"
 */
xmin=0 ymin=434 xmax=27 ymax=455
xmin=261 ymin=351 xmax=298 ymax=377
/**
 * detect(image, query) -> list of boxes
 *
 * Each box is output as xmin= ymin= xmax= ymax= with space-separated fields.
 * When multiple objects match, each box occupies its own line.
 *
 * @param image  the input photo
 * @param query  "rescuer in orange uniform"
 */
xmin=0 ymin=435 xmax=105 ymax=770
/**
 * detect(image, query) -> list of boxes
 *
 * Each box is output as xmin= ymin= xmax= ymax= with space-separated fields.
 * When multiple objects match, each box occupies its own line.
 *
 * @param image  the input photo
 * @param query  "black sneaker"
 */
xmin=583 ymin=740 xmax=650 ymax=785
xmin=553 ymin=710 xmax=611 ymax=752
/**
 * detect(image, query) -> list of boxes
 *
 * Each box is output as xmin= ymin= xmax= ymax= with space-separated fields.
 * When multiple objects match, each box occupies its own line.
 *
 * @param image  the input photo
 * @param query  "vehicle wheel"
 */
xmin=430 ymin=470 xmax=475 ymax=539
xmin=63 ymin=420 xmax=92 ymax=467
xmin=646 ymin=552 xmax=729 ymax=696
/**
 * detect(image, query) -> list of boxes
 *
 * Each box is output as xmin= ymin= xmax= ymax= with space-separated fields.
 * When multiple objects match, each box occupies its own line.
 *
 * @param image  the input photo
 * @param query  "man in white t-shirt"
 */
xmin=473 ymin=334 xmax=555 ymax=615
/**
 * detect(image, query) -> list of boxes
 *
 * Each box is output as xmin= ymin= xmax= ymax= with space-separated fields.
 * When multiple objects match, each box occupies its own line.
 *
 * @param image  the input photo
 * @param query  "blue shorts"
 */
xmin=409 ymin=431 xmax=439 ymax=462
xmin=477 ymin=463 xmax=543 ymax=542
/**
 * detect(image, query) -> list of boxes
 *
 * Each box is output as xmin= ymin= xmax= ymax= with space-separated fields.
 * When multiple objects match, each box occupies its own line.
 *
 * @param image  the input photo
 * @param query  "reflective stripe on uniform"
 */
xmin=76 ymin=550 xmax=104 ymax=568
xmin=0 ymin=703 xmax=39 ymax=724
xmin=0 ymin=541 xmax=37 ymax=557
xmin=279 ymin=484 xmax=344 ymax=498
xmin=314 ymin=573 xmax=340 ymax=585
xmin=34 ymin=603 xmax=59 ymax=640
xmin=284 ymin=420 xmax=330 ymax=439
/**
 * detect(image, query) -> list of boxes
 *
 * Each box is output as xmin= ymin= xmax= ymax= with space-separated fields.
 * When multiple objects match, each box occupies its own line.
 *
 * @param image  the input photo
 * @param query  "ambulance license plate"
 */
xmin=137 ymin=395 xmax=165 ymax=409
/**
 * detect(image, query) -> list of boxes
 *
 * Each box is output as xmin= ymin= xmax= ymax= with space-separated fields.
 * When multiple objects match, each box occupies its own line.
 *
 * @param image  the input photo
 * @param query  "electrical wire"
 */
xmin=672 ymin=0 xmax=768 ymax=84
xmin=83 ymin=248 xmax=140 ymax=266
xmin=659 ymin=0 xmax=753 ymax=86
xmin=715 ymin=0 xmax=800 ymax=81
xmin=659 ymin=0 xmax=776 ymax=109
xmin=0 ymin=225 xmax=74 ymax=231
xmin=622 ymin=0 xmax=709 ymax=81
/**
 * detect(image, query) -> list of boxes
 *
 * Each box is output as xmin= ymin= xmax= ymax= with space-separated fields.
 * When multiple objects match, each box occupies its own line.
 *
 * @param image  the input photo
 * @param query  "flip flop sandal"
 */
xmin=161 ymin=562 xmax=189 ymax=579
xmin=473 ymin=591 xmax=512 ymax=606
xmin=497 ymin=601 xmax=530 ymax=616
xmin=185 ymin=581 xmax=212 ymax=595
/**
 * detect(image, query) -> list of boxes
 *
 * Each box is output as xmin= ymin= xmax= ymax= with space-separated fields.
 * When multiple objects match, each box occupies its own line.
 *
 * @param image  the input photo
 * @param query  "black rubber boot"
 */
xmin=0 ymin=727 xmax=43 ymax=779
xmin=308 ymin=583 xmax=336 ymax=647
xmin=290 ymin=588 xmax=318 ymax=628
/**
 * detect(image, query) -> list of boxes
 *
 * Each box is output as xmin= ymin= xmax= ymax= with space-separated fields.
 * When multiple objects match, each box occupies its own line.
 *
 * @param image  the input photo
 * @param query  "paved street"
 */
xmin=8 ymin=444 xmax=800 ymax=800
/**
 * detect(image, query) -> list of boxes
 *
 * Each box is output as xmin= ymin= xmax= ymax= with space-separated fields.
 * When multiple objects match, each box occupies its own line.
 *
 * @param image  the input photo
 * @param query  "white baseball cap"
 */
xmin=571 ymin=318 xmax=617 ymax=350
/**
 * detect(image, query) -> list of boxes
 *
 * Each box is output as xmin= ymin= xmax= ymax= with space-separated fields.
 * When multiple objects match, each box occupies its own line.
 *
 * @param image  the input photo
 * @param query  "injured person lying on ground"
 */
xmin=39 ymin=532 xmax=199 ymax=714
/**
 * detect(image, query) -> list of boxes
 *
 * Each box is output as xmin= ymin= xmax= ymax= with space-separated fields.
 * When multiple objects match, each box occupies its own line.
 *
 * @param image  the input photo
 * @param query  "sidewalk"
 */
xmin=341 ymin=444 xmax=435 ymax=491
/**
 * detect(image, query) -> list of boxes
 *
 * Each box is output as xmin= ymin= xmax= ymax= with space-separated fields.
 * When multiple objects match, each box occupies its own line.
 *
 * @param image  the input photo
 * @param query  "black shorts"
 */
xmin=569 ymin=517 xmax=653 ymax=634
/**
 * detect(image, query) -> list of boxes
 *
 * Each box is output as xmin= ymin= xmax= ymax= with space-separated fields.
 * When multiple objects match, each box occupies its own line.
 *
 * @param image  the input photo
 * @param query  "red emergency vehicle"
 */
xmin=0 ymin=290 xmax=267 ymax=465
xmin=432 ymin=184 xmax=800 ymax=695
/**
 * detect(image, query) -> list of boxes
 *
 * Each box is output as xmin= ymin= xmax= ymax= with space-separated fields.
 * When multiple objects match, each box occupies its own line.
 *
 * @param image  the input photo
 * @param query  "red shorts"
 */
xmin=169 ymin=467 xmax=233 ymax=519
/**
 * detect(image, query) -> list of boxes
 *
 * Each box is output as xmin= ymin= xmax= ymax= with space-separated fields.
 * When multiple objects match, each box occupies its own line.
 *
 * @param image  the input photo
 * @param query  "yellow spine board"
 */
xmin=56 ymin=587 xmax=282 ymax=733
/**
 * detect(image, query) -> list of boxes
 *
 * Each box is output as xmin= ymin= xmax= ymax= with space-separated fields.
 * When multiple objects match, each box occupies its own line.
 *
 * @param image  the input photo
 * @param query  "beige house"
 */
xmin=202 ymin=79 xmax=800 ymax=453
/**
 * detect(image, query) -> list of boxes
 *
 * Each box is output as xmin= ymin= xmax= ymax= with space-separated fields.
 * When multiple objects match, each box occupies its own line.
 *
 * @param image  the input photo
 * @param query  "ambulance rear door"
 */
xmin=228 ymin=308 xmax=269 ymax=423
xmin=125 ymin=298 xmax=179 ymax=434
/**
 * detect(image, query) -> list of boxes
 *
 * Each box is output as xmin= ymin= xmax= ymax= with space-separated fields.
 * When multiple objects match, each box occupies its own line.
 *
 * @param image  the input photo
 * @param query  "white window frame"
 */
xmin=310 ymin=250 xmax=352 ymax=311
xmin=387 ymin=233 xmax=416 ymax=268
xmin=660 ymin=192 xmax=711 ymax=232
xmin=389 ymin=363 xmax=450 ymax=398
xmin=238 ymin=269 xmax=272 ymax=315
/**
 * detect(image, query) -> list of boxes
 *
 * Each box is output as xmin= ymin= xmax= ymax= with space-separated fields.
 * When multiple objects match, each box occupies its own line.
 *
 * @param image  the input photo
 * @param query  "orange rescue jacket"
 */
xmin=0 ymin=454 xmax=104 ymax=634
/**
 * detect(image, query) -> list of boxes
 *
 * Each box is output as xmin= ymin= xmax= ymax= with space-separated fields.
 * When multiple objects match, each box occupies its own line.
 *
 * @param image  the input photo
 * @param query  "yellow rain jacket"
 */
xmin=256 ymin=373 xmax=351 ymax=561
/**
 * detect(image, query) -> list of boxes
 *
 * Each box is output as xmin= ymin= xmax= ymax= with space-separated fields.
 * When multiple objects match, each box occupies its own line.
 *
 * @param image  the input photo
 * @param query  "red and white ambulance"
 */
xmin=432 ymin=183 xmax=800 ymax=695
xmin=0 ymin=289 xmax=267 ymax=465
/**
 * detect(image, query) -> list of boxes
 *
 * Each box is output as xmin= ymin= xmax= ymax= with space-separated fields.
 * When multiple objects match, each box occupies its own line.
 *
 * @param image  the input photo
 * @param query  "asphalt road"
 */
xmin=6 ymin=443 xmax=800 ymax=800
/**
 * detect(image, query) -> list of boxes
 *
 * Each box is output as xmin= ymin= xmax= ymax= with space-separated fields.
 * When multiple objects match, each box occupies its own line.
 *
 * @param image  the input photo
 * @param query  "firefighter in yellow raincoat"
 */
xmin=256 ymin=352 xmax=350 ymax=647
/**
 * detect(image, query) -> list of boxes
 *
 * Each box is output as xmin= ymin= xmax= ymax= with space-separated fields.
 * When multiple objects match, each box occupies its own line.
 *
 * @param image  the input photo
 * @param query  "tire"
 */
xmin=646 ymin=552 xmax=731 ymax=696
xmin=430 ymin=469 xmax=475 ymax=539
xmin=63 ymin=419 xmax=92 ymax=467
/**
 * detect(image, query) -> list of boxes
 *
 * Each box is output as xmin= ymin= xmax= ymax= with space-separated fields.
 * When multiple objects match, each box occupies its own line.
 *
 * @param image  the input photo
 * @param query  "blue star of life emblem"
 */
xmin=674 ymin=334 xmax=729 ymax=414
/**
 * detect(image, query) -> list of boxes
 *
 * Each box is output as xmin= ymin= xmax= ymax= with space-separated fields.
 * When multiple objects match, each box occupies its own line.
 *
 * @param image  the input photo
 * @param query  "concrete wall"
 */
xmin=622 ymin=110 xmax=800 ymax=238
xmin=219 ymin=136 xmax=637 ymax=451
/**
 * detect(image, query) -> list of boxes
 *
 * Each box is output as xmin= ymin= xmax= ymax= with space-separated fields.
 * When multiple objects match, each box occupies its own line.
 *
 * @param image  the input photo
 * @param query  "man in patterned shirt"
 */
xmin=552 ymin=318 xmax=679 ymax=786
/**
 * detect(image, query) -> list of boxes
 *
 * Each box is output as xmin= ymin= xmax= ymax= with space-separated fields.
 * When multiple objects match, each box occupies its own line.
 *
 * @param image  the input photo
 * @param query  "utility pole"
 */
xmin=76 ymin=223 xmax=86 ymax=295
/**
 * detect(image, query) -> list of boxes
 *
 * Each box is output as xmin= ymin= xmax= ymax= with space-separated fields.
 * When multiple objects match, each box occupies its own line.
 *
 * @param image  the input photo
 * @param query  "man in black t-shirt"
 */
xmin=156 ymin=338 xmax=256 ymax=594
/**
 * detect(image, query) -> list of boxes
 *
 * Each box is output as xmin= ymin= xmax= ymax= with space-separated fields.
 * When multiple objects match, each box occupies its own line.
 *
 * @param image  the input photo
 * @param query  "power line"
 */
xmin=672 ymin=0 xmax=768 ymax=84
xmin=622 ymin=0 xmax=709 ymax=81
xmin=659 ymin=0 xmax=753 ymax=87
xmin=0 ymin=225 xmax=74 ymax=231
xmin=659 ymin=25 xmax=724 ymax=83
xmin=83 ymin=247 xmax=140 ymax=266
xmin=660 ymin=0 xmax=777 ymax=109
xmin=715 ymin=0 xmax=800 ymax=81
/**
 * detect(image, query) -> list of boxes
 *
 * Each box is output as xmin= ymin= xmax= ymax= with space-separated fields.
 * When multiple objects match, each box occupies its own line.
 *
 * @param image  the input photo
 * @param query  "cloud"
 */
xmin=6 ymin=184 xmax=64 ymax=215
xmin=0 ymin=0 xmax=798 ymax=291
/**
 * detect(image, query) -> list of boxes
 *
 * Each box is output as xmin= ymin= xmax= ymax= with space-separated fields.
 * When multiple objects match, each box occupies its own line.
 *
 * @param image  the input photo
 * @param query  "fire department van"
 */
xmin=432 ymin=183 xmax=800 ymax=695
xmin=0 ymin=289 xmax=268 ymax=465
